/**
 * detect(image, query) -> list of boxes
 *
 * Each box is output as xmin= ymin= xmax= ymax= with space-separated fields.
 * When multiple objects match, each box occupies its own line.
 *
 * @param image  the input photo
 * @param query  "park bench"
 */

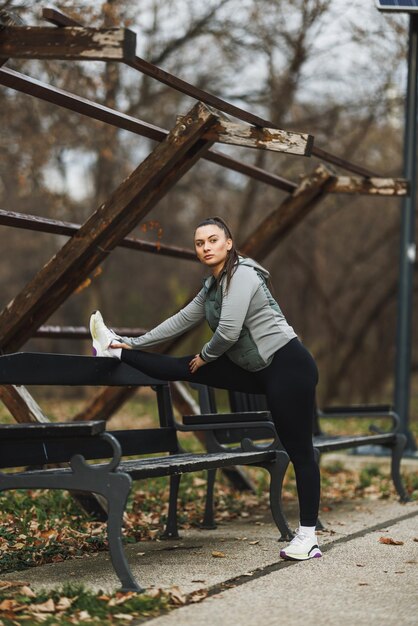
xmin=0 ymin=352 xmax=291 ymax=593
xmin=186 ymin=385 xmax=409 ymax=531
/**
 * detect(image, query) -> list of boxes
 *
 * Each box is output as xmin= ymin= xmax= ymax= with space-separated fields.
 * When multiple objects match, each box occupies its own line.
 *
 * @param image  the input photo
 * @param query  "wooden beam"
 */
xmin=0 ymin=101 xmax=218 ymax=352
xmin=0 ymin=67 xmax=297 ymax=193
xmin=0 ymin=26 xmax=136 ymax=61
xmin=0 ymin=385 xmax=49 ymax=423
xmin=325 ymin=176 xmax=409 ymax=196
xmin=0 ymin=209 xmax=196 ymax=260
xmin=204 ymin=120 xmax=314 ymax=157
xmin=240 ymin=164 xmax=334 ymax=260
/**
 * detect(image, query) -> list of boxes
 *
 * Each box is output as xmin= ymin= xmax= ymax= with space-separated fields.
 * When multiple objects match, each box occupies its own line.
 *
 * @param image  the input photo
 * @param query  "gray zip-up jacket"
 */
xmin=120 ymin=257 xmax=297 ymax=372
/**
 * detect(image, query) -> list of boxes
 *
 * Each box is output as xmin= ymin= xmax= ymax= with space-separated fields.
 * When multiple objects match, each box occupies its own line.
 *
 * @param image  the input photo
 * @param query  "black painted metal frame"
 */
xmin=0 ymin=352 xmax=293 ymax=591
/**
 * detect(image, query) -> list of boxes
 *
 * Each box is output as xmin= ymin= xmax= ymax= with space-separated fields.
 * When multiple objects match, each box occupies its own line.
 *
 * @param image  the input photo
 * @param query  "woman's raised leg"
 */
xmin=120 ymin=349 xmax=263 ymax=395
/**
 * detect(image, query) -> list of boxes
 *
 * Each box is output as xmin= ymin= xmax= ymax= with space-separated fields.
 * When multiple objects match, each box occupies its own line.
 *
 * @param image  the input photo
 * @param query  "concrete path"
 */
xmin=147 ymin=512 xmax=418 ymax=626
xmin=1 ymin=452 xmax=417 ymax=625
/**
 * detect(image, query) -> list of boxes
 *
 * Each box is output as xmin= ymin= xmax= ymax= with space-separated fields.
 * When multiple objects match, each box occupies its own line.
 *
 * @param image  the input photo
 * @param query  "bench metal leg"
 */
xmin=261 ymin=450 xmax=294 ymax=541
xmin=162 ymin=474 xmax=181 ymax=539
xmin=0 ymin=463 xmax=142 ymax=593
xmin=105 ymin=474 xmax=143 ymax=593
xmin=201 ymin=469 xmax=217 ymax=529
xmin=389 ymin=434 xmax=410 ymax=502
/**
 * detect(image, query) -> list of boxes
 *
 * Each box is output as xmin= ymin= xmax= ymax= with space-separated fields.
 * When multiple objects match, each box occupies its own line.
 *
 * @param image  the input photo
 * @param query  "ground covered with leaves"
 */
xmin=0 ymin=398 xmax=417 ymax=623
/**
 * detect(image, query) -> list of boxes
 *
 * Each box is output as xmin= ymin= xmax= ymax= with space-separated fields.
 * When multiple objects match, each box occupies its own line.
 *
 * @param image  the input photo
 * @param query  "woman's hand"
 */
xmin=110 ymin=342 xmax=131 ymax=350
xmin=189 ymin=354 xmax=206 ymax=374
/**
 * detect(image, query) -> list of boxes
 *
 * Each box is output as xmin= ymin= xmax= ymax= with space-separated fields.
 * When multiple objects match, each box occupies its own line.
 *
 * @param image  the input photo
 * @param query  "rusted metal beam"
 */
xmin=0 ymin=209 xmax=196 ymax=260
xmin=0 ymin=26 xmax=136 ymax=62
xmin=0 ymin=67 xmax=297 ymax=193
xmin=42 ymin=7 xmax=382 ymax=178
xmin=240 ymin=164 xmax=334 ymax=260
xmin=325 ymin=176 xmax=409 ymax=196
xmin=0 ymin=101 xmax=218 ymax=353
xmin=203 ymin=119 xmax=313 ymax=156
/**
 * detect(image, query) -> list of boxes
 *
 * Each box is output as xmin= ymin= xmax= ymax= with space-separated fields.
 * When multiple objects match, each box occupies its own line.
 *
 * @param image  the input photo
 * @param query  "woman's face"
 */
xmin=194 ymin=224 xmax=233 ymax=275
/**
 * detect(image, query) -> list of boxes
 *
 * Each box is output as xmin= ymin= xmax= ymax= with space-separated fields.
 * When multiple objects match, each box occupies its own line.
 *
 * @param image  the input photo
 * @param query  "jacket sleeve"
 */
xmin=120 ymin=288 xmax=206 ymax=349
xmin=200 ymin=267 xmax=258 ymax=362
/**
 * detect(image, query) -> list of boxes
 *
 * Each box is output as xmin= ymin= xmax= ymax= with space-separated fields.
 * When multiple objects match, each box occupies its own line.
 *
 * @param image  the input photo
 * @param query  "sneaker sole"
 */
xmin=280 ymin=548 xmax=322 ymax=561
xmin=90 ymin=312 xmax=104 ymax=357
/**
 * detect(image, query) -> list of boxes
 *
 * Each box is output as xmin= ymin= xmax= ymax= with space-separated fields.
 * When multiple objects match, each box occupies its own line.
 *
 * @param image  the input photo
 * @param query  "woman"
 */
xmin=90 ymin=216 xmax=321 ymax=561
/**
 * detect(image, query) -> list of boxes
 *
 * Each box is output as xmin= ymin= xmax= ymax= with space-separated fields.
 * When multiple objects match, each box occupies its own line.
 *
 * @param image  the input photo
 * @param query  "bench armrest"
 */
xmin=317 ymin=405 xmax=400 ymax=433
xmin=175 ymin=412 xmax=280 ymax=452
xmin=0 ymin=421 xmax=106 ymax=440
xmin=181 ymin=411 xmax=271 ymax=426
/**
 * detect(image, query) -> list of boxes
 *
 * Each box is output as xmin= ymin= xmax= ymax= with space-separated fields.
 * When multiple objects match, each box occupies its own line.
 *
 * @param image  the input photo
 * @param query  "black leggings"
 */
xmin=121 ymin=337 xmax=320 ymax=526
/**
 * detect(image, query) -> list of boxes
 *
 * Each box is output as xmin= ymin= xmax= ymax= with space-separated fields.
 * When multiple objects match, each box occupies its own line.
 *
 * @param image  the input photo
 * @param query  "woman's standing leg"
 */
xmin=257 ymin=338 xmax=321 ymax=558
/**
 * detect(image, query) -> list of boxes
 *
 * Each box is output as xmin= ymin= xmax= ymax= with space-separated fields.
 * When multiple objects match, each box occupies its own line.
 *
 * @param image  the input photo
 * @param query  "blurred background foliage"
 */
xmin=0 ymin=0 xmax=416 ymax=414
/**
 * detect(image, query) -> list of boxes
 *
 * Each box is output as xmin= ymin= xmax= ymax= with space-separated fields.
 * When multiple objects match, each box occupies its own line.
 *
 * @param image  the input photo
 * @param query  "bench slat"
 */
xmin=0 ymin=421 xmax=105 ymax=439
xmin=1 ymin=450 xmax=276 ymax=482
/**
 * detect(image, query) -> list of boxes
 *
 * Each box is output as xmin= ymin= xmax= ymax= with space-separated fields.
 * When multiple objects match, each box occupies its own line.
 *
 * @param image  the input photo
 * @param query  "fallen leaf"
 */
xmin=191 ymin=579 xmax=206 ymax=583
xmin=29 ymin=599 xmax=55 ymax=613
xmin=56 ymin=597 xmax=73 ymax=611
xmin=168 ymin=586 xmax=186 ymax=605
xmin=212 ymin=551 xmax=226 ymax=558
xmin=413 ymin=538 xmax=418 ymax=543
xmin=192 ymin=477 xmax=206 ymax=487
xmin=249 ymin=541 xmax=259 ymax=545
xmin=114 ymin=614 xmax=135 ymax=621
xmin=395 ymin=571 xmax=405 ymax=574
xmin=379 ymin=537 xmax=404 ymax=546
xmin=356 ymin=564 xmax=365 ymax=567
xmin=20 ymin=586 xmax=36 ymax=598
xmin=147 ymin=589 xmax=162 ymax=599
xmin=0 ymin=581 xmax=29 ymax=590
xmin=137 ymin=552 xmax=145 ymax=556
xmin=0 ymin=599 xmax=16 ymax=611
xmin=13 ymin=543 xmax=25 ymax=549
xmin=189 ymin=589 xmax=208 ymax=603
xmin=78 ymin=610 xmax=91 ymax=620
xmin=405 ymin=560 xmax=417 ymax=564
xmin=358 ymin=583 xmax=369 ymax=586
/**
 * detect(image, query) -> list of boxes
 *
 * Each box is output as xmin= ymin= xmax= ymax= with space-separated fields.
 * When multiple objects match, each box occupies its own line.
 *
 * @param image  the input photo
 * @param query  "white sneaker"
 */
xmin=90 ymin=310 xmax=121 ymax=358
xmin=280 ymin=528 xmax=322 ymax=561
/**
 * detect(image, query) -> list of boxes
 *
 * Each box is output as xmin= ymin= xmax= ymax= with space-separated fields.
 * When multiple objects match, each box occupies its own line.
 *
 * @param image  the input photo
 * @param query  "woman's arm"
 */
xmin=118 ymin=289 xmax=206 ymax=349
xmin=200 ymin=266 xmax=258 ymax=362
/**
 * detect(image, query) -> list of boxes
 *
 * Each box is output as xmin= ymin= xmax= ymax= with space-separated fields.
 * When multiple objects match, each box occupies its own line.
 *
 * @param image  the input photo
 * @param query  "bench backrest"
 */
xmin=0 ymin=353 xmax=179 ymax=469
xmin=191 ymin=384 xmax=275 ymax=446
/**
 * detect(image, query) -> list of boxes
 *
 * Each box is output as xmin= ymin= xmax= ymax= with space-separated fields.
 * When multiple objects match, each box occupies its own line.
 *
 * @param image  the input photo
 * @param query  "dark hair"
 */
xmin=195 ymin=216 xmax=239 ymax=291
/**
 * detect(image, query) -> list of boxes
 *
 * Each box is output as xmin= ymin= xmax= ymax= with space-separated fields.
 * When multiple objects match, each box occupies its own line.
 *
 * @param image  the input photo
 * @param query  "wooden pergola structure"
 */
xmin=0 ymin=7 xmax=409 ymax=431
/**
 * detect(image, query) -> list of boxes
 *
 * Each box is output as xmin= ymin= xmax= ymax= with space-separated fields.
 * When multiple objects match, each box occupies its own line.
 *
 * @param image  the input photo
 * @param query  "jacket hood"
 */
xmin=238 ymin=256 xmax=271 ymax=281
xmin=203 ymin=256 xmax=270 ymax=289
